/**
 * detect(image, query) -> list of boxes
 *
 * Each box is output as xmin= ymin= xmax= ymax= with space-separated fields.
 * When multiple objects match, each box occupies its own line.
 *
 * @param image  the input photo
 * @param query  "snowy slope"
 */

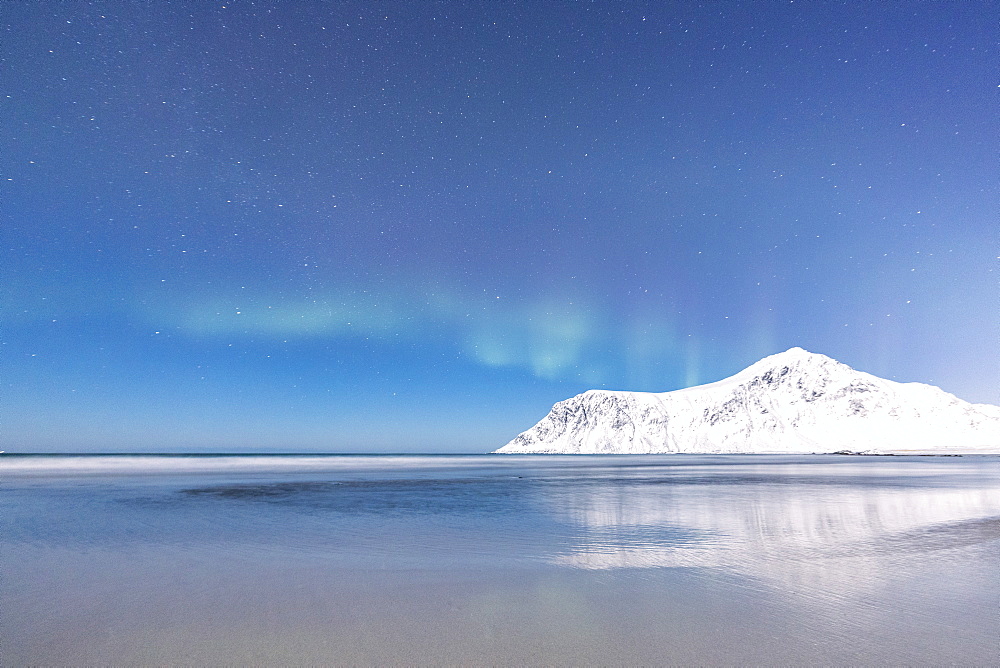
xmin=495 ymin=348 xmax=1000 ymax=454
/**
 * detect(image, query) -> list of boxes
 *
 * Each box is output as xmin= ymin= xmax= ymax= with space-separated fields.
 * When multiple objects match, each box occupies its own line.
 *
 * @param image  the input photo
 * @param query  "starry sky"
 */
xmin=3 ymin=1 xmax=997 ymax=453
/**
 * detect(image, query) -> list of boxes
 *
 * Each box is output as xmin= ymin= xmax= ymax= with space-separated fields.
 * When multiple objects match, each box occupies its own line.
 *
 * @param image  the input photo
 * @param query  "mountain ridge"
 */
xmin=494 ymin=348 xmax=1000 ymax=454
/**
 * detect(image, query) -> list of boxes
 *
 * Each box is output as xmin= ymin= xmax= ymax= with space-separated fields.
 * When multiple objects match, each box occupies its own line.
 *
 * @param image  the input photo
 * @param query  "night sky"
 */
xmin=3 ymin=1 xmax=997 ymax=453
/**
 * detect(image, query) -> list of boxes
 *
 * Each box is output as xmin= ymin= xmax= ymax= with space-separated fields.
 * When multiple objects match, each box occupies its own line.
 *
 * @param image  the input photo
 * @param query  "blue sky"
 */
xmin=3 ymin=1 xmax=997 ymax=452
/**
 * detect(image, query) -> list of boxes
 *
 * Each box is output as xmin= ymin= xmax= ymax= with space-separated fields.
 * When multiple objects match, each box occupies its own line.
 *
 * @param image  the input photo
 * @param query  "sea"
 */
xmin=4 ymin=453 xmax=1000 ymax=665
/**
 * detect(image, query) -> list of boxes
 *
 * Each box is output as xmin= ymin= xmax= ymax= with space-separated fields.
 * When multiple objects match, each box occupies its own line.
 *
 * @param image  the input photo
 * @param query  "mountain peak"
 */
xmin=756 ymin=346 xmax=832 ymax=366
xmin=682 ymin=347 xmax=843 ymax=396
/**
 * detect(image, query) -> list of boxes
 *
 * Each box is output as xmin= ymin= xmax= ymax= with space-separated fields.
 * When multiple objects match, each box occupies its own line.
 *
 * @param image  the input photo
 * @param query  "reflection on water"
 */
xmin=8 ymin=455 xmax=999 ymax=574
xmin=544 ymin=465 xmax=1000 ymax=560
xmin=539 ymin=464 xmax=1000 ymax=600
xmin=3 ymin=454 xmax=1000 ymax=664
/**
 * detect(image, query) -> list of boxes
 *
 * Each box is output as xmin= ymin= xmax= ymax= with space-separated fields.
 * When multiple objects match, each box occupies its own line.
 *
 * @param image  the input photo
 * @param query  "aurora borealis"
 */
xmin=3 ymin=1 xmax=996 ymax=452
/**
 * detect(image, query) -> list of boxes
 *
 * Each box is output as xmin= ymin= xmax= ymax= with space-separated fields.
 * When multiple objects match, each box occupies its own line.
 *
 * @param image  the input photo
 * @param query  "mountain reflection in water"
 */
xmin=538 ymin=460 xmax=1000 ymax=601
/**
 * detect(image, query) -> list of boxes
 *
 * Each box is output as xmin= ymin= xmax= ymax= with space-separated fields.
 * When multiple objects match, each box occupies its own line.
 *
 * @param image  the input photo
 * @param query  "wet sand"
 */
xmin=4 ymin=454 xmax=1000 ymax=664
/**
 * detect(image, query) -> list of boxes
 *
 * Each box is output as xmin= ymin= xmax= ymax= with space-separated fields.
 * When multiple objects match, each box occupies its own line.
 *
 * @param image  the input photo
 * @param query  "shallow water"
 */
xmin=4 ymin=454 xmax=1000 ymax=664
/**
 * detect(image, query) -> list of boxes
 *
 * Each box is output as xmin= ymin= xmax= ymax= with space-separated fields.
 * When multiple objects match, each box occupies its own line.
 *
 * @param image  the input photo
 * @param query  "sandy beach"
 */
xmin=5 ymin=454 xmax=1000 ymax=664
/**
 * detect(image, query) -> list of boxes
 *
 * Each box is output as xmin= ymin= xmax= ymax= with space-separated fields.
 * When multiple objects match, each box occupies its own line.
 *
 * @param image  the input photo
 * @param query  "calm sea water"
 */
xmin=4 ymin=454 xmax=1000 ymax=664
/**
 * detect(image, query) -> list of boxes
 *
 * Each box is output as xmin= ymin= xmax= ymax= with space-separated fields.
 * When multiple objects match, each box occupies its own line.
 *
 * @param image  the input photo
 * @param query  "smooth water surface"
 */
xmin=4 ymin=454 xmax=1000 ymax=664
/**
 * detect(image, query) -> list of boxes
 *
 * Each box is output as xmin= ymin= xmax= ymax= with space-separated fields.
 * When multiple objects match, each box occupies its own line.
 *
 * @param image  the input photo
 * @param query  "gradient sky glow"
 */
xmin=3 ymin=1 xmax=997 ymax=452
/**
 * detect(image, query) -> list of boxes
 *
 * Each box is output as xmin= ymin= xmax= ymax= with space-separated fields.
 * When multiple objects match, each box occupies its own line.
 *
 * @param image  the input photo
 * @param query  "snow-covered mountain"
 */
xmin=495 ymin=348 xmax=1000 ymax=454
